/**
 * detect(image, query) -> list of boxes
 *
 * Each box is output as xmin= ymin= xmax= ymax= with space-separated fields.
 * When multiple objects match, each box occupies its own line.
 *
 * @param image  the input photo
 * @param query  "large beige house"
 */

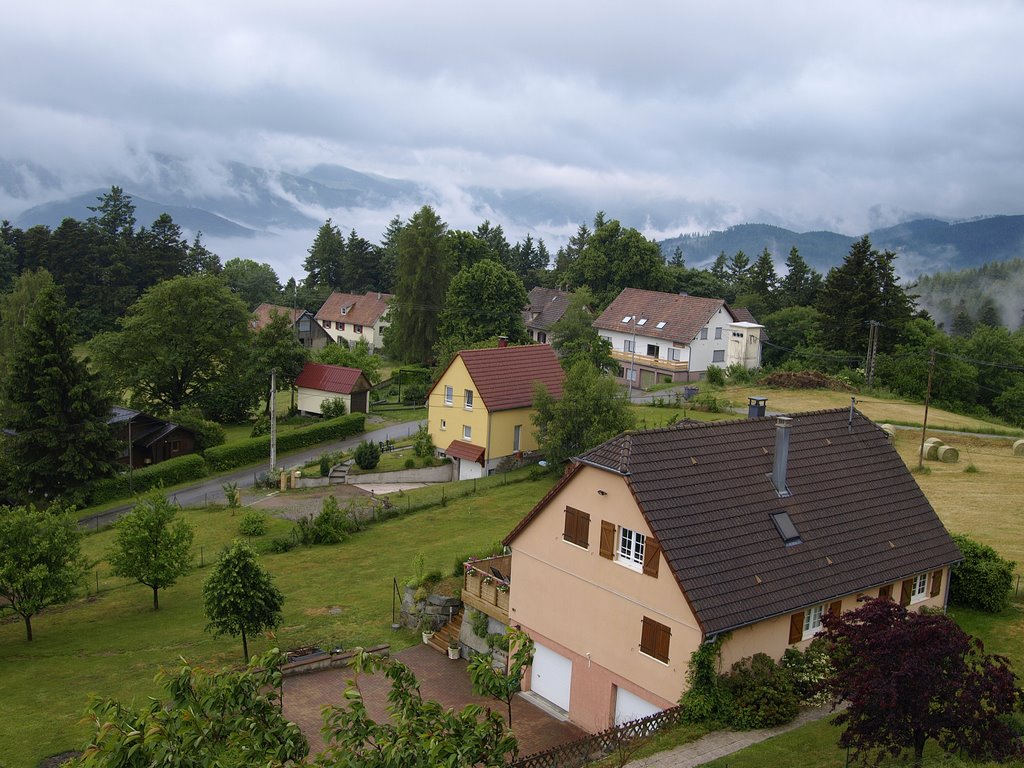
xmin=315 ymin=291 xmax=392 ymax=351
xmin=498 ymin=409 xmax=961 ymax=732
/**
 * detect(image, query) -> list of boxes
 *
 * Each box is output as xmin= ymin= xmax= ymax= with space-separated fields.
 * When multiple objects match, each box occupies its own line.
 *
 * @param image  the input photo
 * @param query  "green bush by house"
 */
xmin=950 ymin=533 xmax=1015 ymax=613
xmin=89 ymin=454 xmax=209 ymax=504
xmin=204 ymin=414 xmax=365 ymax=472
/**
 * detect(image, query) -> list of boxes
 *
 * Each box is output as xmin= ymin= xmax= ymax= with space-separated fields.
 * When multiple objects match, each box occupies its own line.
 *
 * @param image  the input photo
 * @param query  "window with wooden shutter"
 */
xmin=642 ymin=536 xmax=660 ymax=577
xmin=878 ymin=583 xmax=893 ymax=600
xmin=788 ymin=611 xmax=804 ymax=644
xmin=600 ymin=521 xmax=616 ymax=559
xmin=900 ymin=579 xmax=914 ymax=606
xmin=828 ymin=600 xmax=842 ymax=617
xmin=930 ymin=569 xmax=943 ymax=597
xmin=640 ymin=617 xmax=670 ymax=663
xmin=562 ymin=507 xmax=590 ymax=548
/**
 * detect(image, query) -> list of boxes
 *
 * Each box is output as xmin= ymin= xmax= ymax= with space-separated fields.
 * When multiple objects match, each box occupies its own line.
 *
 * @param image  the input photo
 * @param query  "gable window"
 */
xmin=699 ymin=327 xmax=708 ymax=340
xmin=169 ymin=440 xmax=181 ymax=453
xmin=323 ymin=320 xmax=332 ymax=329
xmin=537 ymin=331 xmax=547 ymax=343
xmin=444 ymin=386 xmax=453 ymax=405
xmin=618 ymin=527 xmax=646 ymax=569
xmin=464 ymin=389 xmax=474 ymax=410
xmin=354 ymin=324 xmax=363 ymax=333
xmin=463 ymin=424 xmax=472 ymax=440
xmin=714 ymin=327 xmax=723 ymax=340
xmin=640 ymin=617 xmax=671 ymax=663
xmin=711 ymin=349 xmax=725 ymax=363
xmin=563 ymin=506 xmax=590 ymax=548
xmin=338 ymin=323 xmax=346 ymax=331
xmin=600 ymin=520 xmax=660 ymax=577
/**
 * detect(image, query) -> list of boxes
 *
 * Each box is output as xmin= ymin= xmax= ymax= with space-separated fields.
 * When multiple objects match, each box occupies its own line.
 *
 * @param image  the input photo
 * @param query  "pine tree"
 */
xmin=779 ymin=247 xmax=822 ymax=308
xmin=304 ymin=218 xmax=346 ymax=290
xmin=2 ymin=285 xmax=120 ymax=501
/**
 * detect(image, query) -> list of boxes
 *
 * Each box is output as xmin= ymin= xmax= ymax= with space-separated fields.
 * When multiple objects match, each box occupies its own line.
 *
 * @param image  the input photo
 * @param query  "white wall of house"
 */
xmin=686 ymin=306 xmax=733 ymax=372
xmin=320 ymin=319 xmax=389 ymax=352
xmin=600 ymin=328 xmax=692 ymax=368
xmin=296 ymin=387 xmax=351 ymax=416
xmin=726 ymin=323 xmax=763 ymax=369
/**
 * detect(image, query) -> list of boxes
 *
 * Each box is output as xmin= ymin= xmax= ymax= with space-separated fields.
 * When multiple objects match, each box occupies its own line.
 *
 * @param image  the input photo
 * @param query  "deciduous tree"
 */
xmin=437 ymin=260 xmax=528 ymax=349
xmin=108 ymin=490 xmax=195 ymax=610
xmin=203 ymin=541 xmax=284 ymax=661
xmin=468 ymin=627 xmax=535 ymax=727
xmin=550 ymin=287 xmax=615 ymax=372
xmin=222 ymin=257 xmax=282 ymax=308
xmin=820 ymin=598 xmax=1022 ymax=766
xmin=0 ymin=504 xmax=84 ymax=641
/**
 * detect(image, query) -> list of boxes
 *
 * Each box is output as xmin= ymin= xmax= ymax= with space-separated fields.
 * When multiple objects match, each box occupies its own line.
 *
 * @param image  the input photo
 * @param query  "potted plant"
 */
xmin=447 ymin=637 xmax=460 ymax=660
xmin=420 ymin=616 xmax=435 ymax=644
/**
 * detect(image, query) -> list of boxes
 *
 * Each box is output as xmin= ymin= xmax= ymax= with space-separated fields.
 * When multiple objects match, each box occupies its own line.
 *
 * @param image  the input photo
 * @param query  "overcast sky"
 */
xmin=2 ymin=0 xmax=1023 ymax=267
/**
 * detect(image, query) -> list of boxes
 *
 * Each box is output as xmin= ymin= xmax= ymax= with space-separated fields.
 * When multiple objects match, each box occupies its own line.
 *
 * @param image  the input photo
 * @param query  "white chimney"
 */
xmin=772 ymin=416 xmax=793 ymax=496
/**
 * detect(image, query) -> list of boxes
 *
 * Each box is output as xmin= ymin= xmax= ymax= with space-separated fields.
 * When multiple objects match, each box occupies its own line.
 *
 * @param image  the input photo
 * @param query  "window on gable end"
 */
xmin=562 ymin=507 xmax=590 ymax=548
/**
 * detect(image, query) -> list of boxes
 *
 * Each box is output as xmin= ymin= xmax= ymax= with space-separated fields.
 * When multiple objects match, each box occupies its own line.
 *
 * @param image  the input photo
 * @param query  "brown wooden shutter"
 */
xmin=930 ymin=569 xmax=943 ymax=597
xmin=600 ymin=520 xmax=616 ymax=559
xmin=828 ymin=600 xmax=842 ymax=617
xmin=640 ymin=617 xmax=670 ymax=663
xmin=788 ymin=611 xmax=804 ymax=644
xmin=577 ymin=510 xmax=591 ymax=548
xmin=562 ymin=508 xmax=576 ymax=543
xmin=900 ymin=579 xmax=914 ymax=606
xmin=878 ymin=583 xmax=892 ymax=600
xmin=642 ymin=536 xmax=660 ymax=577
xmin=655 ymin=623 xmax=671 ymax=663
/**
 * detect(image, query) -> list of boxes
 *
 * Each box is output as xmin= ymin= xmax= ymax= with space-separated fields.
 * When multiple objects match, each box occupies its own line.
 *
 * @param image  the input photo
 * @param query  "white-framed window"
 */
xmin=440 ymin=419 xmax=446 ymax=431
xmin=668 ymin=347 xmax=681 ymax=362
xmin=463 ymin=424 xmax=472 ymax=440
xmin=444 ymin=385 xmax=453 ymax=405
xmin=712 ymin=349 xmax=725 ymax=363
xmin=618 ymin=526 xmax=646 ymax=570
xmin=354 ymin=324 xmax=363 ymax=333
xmin=623 ymin=339 xmax=635 ymax=353
xmin=538 ymin=331 xmax=547 ymax=343
xmin=910 ymin=573 xmax=928 ymax=603
xmin=323 ymin=320 xmax=332 ymax=329
xmin=464 ymin=389 xmax=474 ymax=410
xmin=714 ymin=327 xmax=723 ymax=340
xmin=699 ymin=327 xmax=708 ymax=340
xmin=803 ymin=604 xmax=824 ymax=639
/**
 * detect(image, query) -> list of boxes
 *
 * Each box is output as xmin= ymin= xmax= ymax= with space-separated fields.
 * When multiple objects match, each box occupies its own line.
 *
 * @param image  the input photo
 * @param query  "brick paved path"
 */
xmin=283 ymin=643 xmax=584 ymax=757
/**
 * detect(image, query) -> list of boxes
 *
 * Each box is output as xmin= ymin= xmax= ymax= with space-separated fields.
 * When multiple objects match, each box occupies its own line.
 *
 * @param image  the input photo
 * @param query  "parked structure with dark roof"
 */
xmin=592 ymin=287 xmax=762 ymax=387
xmin=250 ymin=303 xmax=332 ymax=349
xmin=314 ymin=291 xmax=392 ymax=352
xmin=108 ymin=408 xmax=197 ymax=469
xmin=501 ymin=408 xmax=960 ymax=733
xmin=523 ymin=287 xmax=574 ymax=344
xmin=426 ymin=343 xmax=565 ymax=480
xmin=295 ymin=362 xmax=372 ymax=415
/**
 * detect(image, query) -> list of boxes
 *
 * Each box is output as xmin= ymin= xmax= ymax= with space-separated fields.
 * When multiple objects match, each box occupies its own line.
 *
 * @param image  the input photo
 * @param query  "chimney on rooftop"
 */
xmin=498 ymin=336 xmax=508 ymax=348
xmin=772 ymin=416 xmax=792 ymax=496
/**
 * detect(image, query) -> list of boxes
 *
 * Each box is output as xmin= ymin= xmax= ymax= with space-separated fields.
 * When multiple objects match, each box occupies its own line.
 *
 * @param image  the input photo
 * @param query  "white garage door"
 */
xmin=614 ymin=686 xmax=662 ymax=726
xmin=530 ymin=642 xmax=572 ymax=712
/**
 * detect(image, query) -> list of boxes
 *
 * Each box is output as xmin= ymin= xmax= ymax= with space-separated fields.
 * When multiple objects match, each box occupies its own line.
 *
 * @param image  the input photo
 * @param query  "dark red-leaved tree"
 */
xmin=820 ymin=598 xmax=1021 ymax=766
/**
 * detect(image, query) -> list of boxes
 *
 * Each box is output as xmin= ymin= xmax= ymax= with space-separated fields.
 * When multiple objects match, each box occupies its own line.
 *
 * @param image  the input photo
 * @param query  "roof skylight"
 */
xmin=656 ymin=321 xmax=666 ymax=329
xmin=771 ymin=512 xmax=802 ymax=546
xmin=637 ymin=318 xmax=647 ymax=326
xmin=622 ymin=315 xmax=633 ymax=323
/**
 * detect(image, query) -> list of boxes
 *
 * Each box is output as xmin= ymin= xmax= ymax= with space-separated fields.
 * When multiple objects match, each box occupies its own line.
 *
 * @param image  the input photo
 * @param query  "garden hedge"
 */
xmin=203 ymin=414 xmax=365 ymax=472
xmin=89 ymin=454 xmax=209 ymax=504
xmin=949 ymin=533 xmax=1015 ymax=613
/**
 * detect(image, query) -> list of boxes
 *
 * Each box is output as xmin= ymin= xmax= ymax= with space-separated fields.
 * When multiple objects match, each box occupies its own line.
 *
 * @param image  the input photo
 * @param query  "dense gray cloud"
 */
xmin=2 ymin=0 xmax=1023 ymax=262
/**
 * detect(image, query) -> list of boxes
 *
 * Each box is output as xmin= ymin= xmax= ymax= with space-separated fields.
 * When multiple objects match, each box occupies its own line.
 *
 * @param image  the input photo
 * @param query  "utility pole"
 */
xmin=626 ymin=315 xmax=645 ymax=401
xmin=269 ymin=368 xmax=277 ymax=475
xmin=917 ymin=349 xmax=935 ymax=471
xmin=865 ymin=320 xmax=880 ymax=387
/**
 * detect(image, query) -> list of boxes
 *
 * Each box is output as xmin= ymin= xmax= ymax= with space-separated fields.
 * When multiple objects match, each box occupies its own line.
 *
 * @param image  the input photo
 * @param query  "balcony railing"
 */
xmin=462 ymin=554 xmax=511 ymax=622
xmin=610 ymin=349 xmax=689 ymax=371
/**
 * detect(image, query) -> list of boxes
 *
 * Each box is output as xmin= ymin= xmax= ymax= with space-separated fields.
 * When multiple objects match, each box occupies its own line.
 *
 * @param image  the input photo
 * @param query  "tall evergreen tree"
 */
xmin=2 ymin=285 xmax=120 ymax=501
xmin=553 ymin=223 xmax=591 ymax=288
xmin=182 ymin=231 xmax=222 ymax=275
xmin=342 ymin=229 xmax=383 ymax=293
xmin=303 ymin=219 xmax=346 ymax=290
xmin=743 ymin=248 xmax=780 ymax=314
xmin=377 ymin=215 xmax=404 ymax=293
xmin=475 ymin=221 xmax=512 ymax=268
xmin=779 ymin=247 xmax=822 ymax=308
xmin=389 ymin=206 xmax=451 ymax=363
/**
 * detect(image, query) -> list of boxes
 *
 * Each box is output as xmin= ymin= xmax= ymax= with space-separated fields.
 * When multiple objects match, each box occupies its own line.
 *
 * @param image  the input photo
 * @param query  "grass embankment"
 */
xmin=0 ymin=472 xmax=556 ymax=767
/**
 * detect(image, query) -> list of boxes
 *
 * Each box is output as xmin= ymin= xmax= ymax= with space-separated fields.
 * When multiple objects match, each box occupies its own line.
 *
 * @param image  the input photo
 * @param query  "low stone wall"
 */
xmin=347 ymin=464 xmax=454 ymax=485
xmin=291 ymin=476 xmax=331 ymax=489
xmin=399 ymin=586 xmax=462 ymax=631
xmin=281 ymin=643 xmax=390 ymax=677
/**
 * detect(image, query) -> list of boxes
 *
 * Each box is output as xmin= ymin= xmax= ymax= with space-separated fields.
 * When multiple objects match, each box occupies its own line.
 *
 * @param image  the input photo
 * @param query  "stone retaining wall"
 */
xmin=399 ymin=586 xmax=462 ymax=631
xmin=347 ymin=464 xmax=454 ymax=485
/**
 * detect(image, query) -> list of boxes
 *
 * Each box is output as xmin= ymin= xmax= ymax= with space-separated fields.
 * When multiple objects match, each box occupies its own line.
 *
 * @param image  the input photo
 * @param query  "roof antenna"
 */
xmin=849 ymin=396 xmax=855 ymax=432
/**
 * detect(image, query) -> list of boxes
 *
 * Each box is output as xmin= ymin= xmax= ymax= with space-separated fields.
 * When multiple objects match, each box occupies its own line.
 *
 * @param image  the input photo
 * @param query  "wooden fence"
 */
xmin=510 ymin=705 xmax=685 ymax=768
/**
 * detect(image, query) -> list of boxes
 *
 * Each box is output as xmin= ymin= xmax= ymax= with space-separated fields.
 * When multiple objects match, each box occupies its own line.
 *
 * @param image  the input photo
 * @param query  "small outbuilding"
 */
xmin=295 ymin=362 xmax=372 ymax=416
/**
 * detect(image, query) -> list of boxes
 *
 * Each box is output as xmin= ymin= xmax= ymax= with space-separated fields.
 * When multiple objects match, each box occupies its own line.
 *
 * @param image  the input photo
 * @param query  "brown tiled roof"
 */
xmin=523 ymin=287 xmax=573 ymax=331
xmin=456 ymin=345 xmax=565 ymax=412
xmin=592 ymin=288 xmax=730 ymax=343
xmin=557 ymin=410 xmax=960 ymax=635
xmin=315 ymin=291 xmax=392 ymax=326
xmin=294 ymin=362 xmax=371 ymax=394
xmin=251 ymin=303 xmax=303 ymax=331
xmin=445 ymin=439 xmax=485 ymax=465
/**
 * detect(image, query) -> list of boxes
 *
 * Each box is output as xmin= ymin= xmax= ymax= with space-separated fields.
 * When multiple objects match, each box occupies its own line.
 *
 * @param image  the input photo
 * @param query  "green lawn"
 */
xmin=0 ymin=473 xmax=556 ymax=767
xmin=628 ymin=403 xmax=744 ymax=430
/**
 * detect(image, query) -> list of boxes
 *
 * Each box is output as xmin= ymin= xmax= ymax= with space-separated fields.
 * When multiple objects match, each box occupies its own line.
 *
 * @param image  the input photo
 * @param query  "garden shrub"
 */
xmin=268 ymin=536 xmax=294 ymax=553
xmin=319 ymin=455 xmax=331 ymax=476
xmin=413 ymin=424 xmax=435 ymax=458
xmin=404 ymin=458 xmax=415 ymax=469
xmin=722 ymin=653 xmax=799 ymax=729
xmin=725 ymin=363 xmax=756 ymax=384
xmin=88 ymin=454 xmax=208 ymax=504
xmin=320 ymin=397 xmax=347 ymax=418
xmin=705 ymin=365 xmax=726 ymax=386
xmin=949 ymin=533 xmax=1015 ymax=613
xmin=471 ymin=609 xmax=490 ymax=639
xmin=168 ymin=407 xmax=226 ymax=451
xmin=691 ymin=393 xmax=724 ymax=413
xmin=250 ymin=413 xmax=270 ymax=437
xmin=203 ymin=414 xmax=365 ymax=471
xmin=354 ymin=439 xmax=380 ymax=470
xmin=758 ymin=370 xmax=854 ymax=391
xmin=238 ymin=511 xmax=268 ymax=537
xmin=311 ymin=496 xmax=351 ymax=544
xmin=781 ymin=638 xmax=833 ymax=705
xmin=679 ymin=636 xmax=729 ymax=724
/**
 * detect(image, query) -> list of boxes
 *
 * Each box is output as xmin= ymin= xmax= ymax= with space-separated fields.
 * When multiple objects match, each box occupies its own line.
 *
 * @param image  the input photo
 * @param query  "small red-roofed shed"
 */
xmin=295 ymin=362 xmax=372 ymax=416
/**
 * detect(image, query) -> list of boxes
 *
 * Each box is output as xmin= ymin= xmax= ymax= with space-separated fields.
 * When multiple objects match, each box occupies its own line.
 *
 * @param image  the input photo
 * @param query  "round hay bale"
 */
xmin=1013 ymin=439 xmax=1024 ymax=457
xmin=937 ymin=445 xmax=959 ymax=463
xmin=924 ymin=437 xmax=944 ymax=447
xmin=920 ymin=443 xmax=941 ymax=461
xmin=880 ymin=423 xmax=895 ymax=435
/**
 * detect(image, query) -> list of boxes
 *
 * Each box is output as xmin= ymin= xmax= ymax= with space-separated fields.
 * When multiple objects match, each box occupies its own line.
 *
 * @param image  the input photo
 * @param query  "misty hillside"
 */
xmin=914 ymin=257 xmax=1024 ymax=331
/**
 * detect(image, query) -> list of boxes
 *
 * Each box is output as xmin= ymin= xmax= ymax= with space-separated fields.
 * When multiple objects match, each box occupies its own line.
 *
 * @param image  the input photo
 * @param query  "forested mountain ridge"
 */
xmin=914 ymin=257 xmax=1024 ymax=332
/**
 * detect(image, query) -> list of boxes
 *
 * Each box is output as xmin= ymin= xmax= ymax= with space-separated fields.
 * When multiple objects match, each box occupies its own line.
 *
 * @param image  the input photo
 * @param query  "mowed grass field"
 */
xmin=0 ymin=474 xmax=556 ymax=768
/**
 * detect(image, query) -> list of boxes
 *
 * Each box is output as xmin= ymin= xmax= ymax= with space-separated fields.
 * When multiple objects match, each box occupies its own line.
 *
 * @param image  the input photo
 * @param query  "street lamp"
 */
xmin=626 ymin=315 xmax=646 ymax=401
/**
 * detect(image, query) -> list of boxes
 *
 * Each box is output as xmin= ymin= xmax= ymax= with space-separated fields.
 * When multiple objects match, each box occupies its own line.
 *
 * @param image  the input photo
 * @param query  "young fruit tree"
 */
xmin=468 ymin=626 xmax=535 ymax=728
xmin=108 ymin=490 xmax=195 ymax=610
xmin=0 ymin=504 xmax=85 ymax=641
xmin=820 ymin=598 xmax=1022 ymax=766
xmin=202 ymin=541 xmax=284 ymax=661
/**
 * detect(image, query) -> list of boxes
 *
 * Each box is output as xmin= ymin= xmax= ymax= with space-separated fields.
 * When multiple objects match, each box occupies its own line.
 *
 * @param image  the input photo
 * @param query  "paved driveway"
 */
xmin=283 ymin=643 xmax=584 ymax=758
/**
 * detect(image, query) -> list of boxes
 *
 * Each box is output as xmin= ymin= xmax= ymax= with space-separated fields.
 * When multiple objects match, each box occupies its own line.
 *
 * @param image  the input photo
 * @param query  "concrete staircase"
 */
xmin=427 ymin=608 xmax=464 ymax=655
xmin=328 ymin=460 xmax=351 ymax=485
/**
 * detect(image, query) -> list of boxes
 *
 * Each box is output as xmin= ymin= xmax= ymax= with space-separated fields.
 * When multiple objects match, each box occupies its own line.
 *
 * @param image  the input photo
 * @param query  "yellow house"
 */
xmin=427 ymin=344 xmax=564 ymax=480
xmin=499 ymin=409 xmax=961 ymax=732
